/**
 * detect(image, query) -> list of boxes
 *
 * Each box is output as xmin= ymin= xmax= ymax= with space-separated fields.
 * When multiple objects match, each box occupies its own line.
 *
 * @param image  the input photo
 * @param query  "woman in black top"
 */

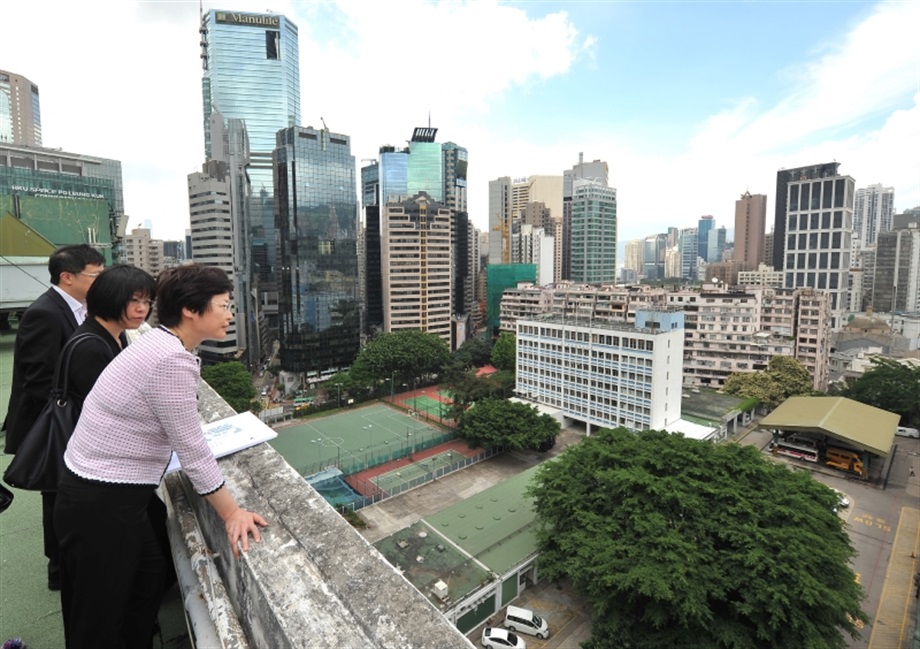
xmin=67 ymin=264 xmax=157 ymax=404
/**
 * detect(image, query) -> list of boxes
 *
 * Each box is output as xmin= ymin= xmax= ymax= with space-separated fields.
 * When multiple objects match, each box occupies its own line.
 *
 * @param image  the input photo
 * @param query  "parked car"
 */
xmin=831 ymin=487 xmax=850 ymax=512
xmin=503 ymin=605 xmax=549 ymax=639
xmin=895 ymin=426 xmax=919 ymax=439
xmin=482 ymin=626 xmax=526 ymax=649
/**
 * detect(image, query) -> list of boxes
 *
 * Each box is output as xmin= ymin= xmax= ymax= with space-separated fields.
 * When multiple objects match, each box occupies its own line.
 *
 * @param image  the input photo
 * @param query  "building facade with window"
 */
xmin=200 ymin=9 xmax=301 ymax=333
xmin=0 ymin=69 xmax=41 ymax=146
xmin=274 ymin=126 xmax=360 ymax=377
xmin=516 ymin=311 xmax=684 ymax=433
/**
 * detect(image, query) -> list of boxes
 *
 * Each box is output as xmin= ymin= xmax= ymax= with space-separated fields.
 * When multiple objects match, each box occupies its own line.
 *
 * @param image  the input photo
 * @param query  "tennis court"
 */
xmin=371 ymin=450 xmax=465 ymax=493
xmin=270 ymin=403 xmax=454 ymax=478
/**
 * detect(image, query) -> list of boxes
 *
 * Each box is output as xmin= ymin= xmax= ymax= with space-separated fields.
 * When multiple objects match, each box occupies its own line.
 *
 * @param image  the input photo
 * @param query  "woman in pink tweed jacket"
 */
xmin=54 ymin=264 xmax=268 ymax=649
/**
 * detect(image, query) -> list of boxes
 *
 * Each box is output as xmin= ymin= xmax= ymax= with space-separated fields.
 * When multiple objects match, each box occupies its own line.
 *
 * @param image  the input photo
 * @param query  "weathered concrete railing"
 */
xmin=161 ymin=382 xmax=475 ymax=648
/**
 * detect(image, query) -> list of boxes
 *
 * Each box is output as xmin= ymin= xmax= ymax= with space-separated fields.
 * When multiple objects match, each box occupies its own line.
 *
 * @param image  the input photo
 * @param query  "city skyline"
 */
xmin=3 ymin=0 xmax=918 ymax=250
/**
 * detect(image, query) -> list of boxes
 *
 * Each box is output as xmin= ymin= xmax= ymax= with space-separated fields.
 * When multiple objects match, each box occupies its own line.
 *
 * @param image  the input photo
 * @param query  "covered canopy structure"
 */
xmin=760 ymin=396 xmax=899 ymax=457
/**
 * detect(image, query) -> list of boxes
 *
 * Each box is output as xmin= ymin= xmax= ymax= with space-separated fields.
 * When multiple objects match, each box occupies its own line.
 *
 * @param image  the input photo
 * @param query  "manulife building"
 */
xmin=199 ymin=9 xmax=301 ymax=310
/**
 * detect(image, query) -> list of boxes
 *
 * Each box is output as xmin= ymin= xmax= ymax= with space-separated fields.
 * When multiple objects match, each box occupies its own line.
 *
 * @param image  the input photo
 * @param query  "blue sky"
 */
xmin=3 ymin=0 xmax=918 ymax=253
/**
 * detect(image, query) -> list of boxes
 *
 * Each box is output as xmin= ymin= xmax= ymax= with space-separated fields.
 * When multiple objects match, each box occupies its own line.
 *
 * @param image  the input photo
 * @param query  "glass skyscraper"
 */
xmin=569 ymin=178 xmax=617 ymax=284
xmin=274 ymin=126 xmax=360 ymax=375
xmin=199 ymin=9 xmax=301 ymax=326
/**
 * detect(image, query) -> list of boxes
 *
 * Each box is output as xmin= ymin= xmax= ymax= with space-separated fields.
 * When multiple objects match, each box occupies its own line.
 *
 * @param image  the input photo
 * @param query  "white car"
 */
xmin=482 ymin=626 xmax=526 ymax=649
xmin=895 ymin=426 xmax=919 ymax=439
xmin=831 ymin=488 xmax=850 ymax=511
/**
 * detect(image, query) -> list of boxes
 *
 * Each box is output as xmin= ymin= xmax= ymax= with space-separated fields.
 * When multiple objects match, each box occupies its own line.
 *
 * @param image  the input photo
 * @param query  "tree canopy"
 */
xmin=349 ymin=330 xmax=451 ymax=386
xmin=201 ymin=361 xmax=257 ymax=413
xmin=453 ymin=337 xmax=493 ymax=368
xmin=527 ymin=428 xmax=867 ymax=649
xmin=723 ymin=355 xmax=814 ymax=408
xmin=841 ymin=357 xmax=920 ymax=427
xmin=457 ymin=398 xmax=559 ymax=451
xmin=490 ymin=331 xmax=516 ymax=373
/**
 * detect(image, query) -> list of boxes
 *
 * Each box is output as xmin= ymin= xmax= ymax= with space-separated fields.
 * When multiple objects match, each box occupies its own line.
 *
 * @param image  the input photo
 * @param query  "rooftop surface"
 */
xmin=761 ymin=395 xmax=899 ymax=456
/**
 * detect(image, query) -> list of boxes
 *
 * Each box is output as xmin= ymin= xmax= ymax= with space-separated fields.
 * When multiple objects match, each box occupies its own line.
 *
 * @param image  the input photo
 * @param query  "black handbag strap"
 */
xmin=51 ymin=333 xmax=110 ymax=399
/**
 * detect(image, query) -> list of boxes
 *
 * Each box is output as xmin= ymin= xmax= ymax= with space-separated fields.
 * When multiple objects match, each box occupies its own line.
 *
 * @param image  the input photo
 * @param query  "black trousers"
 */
xmin=54 ymin=469 xmax=168 ymax=649
xmin=42 ymin=490 xmax=59 ymax=570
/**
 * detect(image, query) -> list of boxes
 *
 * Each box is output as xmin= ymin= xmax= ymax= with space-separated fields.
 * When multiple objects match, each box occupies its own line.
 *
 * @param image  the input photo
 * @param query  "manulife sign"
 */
xmin=215 ymin=12 xmax=280 ymax=27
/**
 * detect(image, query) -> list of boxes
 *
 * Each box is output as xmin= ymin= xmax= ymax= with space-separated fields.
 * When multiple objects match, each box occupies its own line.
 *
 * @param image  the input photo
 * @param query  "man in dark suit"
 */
xmin=3 ymin=244 xmax=105 ymax=590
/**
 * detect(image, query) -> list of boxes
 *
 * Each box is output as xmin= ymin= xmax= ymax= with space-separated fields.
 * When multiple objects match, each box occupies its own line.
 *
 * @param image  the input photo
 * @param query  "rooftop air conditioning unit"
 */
xmin=432 ymin=580 xmax=449 ymax=601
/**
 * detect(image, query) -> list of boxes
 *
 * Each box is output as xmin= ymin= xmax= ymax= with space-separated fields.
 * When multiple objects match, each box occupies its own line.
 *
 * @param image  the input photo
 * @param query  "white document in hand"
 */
xmin=165 ymin=410 xmax=278 ymax=474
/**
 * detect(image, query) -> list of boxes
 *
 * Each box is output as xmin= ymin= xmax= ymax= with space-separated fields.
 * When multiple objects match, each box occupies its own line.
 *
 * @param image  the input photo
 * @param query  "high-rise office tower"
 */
xmin=872 ymin=212 xmax=920 ymax=313
xmin=697 ymin=215 xmax=715 ymax=261
xmin=199 ymin=9 xmax=301 ymax=333
xmin=624 ymin=239 xmax=644 ymax=279
xmin=852 ymin=184 xmax=895 ymax=266
xmin=0 ymin=69 xmax=41 ymax=146
xmin=488 ymin=176 xmax=512 ymax=265
xmin=772 ymin=163 xmax=839 ymax=271
xmin=763 ymin=231 xmax=774 ymax=268
xmin=274 ymin=126 xmax=360 ymax=376
xmin=188 ymin=113 xmax=261 ymax=366
xmin=488 ymin=175 xmax=561 ymax=267
xmin=642 ymin=234 xmax=668 ymax=282
xmin=363 ymin=128 xmax=472 ymax=346
xmin=569 ymin=178 xmax=617 ymax=283
xmin=680 ymin=228 xmax=699 ymax=280
xmin=562 ymin=155 xmax=608 ymax=280
xmin=707 ymin=227 xmax=727 ymax=264
xmin=381 ymin=193 xmax=453 ymax=344
xmin=775 ymin=162 xmax=854 ymax=328
xmin=734 ymin=192 xmax=767 ymax=270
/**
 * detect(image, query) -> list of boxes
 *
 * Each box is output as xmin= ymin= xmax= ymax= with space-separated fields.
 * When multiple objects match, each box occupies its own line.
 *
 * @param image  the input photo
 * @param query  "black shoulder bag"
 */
xmin=3 ymin=333 xmax=108 ymax=492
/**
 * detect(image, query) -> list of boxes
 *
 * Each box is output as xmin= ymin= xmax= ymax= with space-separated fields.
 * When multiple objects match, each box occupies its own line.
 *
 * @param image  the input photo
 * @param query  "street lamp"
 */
xmin=336 ymin=384 xmax=342 ymax=409
xmin=390 ymin=370 xmax=396 ymax=401
xmin=363 ymin=425 xmax=372 ymax=452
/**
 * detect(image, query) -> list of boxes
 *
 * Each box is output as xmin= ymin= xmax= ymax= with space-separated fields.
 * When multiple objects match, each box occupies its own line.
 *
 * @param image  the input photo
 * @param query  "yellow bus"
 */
xmin=825 ymin=447 xmax=864 ymax=476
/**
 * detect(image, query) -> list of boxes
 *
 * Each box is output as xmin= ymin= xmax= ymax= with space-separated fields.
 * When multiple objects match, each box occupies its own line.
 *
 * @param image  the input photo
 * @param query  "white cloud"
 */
xmin=2 ymin=0 xmax=916 ymax=251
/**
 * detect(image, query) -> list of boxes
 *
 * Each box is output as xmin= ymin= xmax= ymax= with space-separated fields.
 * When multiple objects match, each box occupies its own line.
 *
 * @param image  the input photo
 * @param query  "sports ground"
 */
xmin=269 ymin=386 xmax=484 ymax=508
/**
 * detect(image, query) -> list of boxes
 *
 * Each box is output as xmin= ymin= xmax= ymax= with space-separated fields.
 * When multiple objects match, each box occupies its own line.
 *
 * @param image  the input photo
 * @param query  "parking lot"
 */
xmin=470 ymin=578 xmax=592 ymax=649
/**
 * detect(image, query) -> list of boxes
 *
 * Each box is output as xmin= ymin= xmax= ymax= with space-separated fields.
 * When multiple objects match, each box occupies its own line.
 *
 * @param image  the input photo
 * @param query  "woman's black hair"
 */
xmin=86 ymin=265 xmax=157 ymax=322
xmin=156 ymin=264 xmax=232 ymax=328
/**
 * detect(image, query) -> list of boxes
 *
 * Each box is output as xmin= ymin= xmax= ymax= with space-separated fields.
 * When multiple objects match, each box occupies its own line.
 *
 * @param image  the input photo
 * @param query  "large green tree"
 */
xmin=457 ymin=398 xmax=559 ymax=451
xmin=527 ymin=428 xmax=867 ymax=649
xmin=723 ymin=355 xmax=814 ymax=408
xmin=490 ymin=331 xmax=516 ymax=373
xmin=841 ymin=357 xmax=920 ymax=427
xmin=350 ymin=330 xmax=451 ymax=387
xmin=201 ymin=361 xmax=257 ymax=413
xmin=453 ymin=337 xmax=493 ymax=368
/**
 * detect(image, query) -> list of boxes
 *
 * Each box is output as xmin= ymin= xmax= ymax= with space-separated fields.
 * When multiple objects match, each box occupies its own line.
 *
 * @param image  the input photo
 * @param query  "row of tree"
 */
xmin=722 ymin=354 xmax=920 ymax=427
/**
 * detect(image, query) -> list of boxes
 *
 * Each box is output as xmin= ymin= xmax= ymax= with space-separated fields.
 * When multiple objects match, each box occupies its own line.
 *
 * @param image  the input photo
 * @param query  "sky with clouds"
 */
xmin=3 ymin=0 xmax=918 ymax=252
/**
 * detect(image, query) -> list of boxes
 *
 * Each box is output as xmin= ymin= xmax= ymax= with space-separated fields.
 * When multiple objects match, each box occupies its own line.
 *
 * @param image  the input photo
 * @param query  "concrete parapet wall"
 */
xmin=162 ymin=382 xmax=474 ymax=648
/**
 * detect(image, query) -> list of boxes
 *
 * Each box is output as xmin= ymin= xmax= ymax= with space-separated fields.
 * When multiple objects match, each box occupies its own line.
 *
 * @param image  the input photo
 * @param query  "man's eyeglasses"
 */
xmin=77 ymin=271 xmax=103 ymax=278
xmin=211 ymin=301 xmax=233 ymax=312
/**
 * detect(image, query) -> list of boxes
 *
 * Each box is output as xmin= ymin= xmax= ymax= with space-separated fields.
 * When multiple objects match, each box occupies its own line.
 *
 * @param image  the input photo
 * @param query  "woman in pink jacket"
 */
xmin=55 ymin=264 xmax=267 ymax=649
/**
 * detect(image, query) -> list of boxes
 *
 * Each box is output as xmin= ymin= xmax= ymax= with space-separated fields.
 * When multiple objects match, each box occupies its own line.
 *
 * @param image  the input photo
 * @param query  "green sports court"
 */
xmin=269 ymin=403 xmax=454 ymax=478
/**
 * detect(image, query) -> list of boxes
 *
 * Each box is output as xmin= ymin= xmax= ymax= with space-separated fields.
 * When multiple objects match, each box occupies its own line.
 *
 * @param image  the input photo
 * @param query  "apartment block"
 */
xmin=382 ymin=193 xmax=453 ymax=345
xmin=501 ymin=283 xmax=831 ymax=390
xmin=123 ymin=227 xmax=163 ymax=276
xmin=738 ymin=263 xmax=784 ymax=288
